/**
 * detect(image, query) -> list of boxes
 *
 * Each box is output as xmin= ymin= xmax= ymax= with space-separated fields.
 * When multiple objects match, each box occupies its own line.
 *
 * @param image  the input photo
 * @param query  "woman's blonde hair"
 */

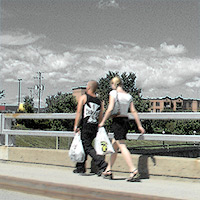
xmin=110 ymin=76 xmax=122 ymax=88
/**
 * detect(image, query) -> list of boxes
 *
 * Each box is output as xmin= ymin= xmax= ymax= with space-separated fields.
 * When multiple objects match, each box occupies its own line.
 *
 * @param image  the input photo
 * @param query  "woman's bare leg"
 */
xmin=116 ymin=140 xmax=137 ymax=175
xmin=104 ymin=139 xmax=118 ymax=173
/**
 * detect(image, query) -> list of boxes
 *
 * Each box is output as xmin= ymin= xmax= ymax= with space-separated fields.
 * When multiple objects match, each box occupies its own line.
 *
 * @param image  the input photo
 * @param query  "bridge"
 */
xmin=0 ymin=113 xmax=199 ymax=199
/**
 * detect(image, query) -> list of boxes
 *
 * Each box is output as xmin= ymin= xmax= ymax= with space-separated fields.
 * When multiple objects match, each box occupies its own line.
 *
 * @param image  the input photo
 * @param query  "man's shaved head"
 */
xmin=87 ymin=80 xmax=98 ymax=92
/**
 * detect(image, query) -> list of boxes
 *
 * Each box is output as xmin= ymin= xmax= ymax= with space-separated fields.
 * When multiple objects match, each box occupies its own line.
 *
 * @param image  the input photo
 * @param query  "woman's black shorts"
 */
xmin=112 ymin=117 xmax=130 ymax=140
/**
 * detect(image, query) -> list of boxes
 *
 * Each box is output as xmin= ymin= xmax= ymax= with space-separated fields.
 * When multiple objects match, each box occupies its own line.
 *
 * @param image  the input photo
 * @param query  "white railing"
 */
xmin=0 ymin=113 xmax=200 ymax=147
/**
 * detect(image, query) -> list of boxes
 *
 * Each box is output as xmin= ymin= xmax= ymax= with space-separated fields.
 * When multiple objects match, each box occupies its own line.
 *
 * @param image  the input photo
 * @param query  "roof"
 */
xmin=72 ymin=86 xmax=86 ymax=90
xmin=144 ymin=95 xmax=200 ymax=101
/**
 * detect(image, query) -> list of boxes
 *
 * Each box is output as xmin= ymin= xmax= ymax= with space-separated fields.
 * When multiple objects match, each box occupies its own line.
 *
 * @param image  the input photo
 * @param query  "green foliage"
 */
xmin=97 ymin=71 xmax=116 ymax=106
xmin=16 ymin=93 xmax=77 ymax=131
xmin=165 ymin=121 xmax=176 ymax=133
xmin=15 ymin=96 xmax=35 ymax=128
xmin=46 ymin=92 xmax=77 ymax=113
xmin=141 ymin=120 xmax=154 ymax=133
xmin=45 ymin=92 xmax=77 ymax=131
xmin=23 ymin=96 xmax=34 ymax=113
xmin=150 ymin=119 xmax=200 ymax=135
xmin=0 ymin=90 xmax=5 ymax=99
xmin=174 ymin=120 xmax=200 ymax=135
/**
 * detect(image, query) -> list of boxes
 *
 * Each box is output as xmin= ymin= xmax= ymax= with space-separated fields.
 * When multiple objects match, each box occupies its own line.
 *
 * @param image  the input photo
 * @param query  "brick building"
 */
xmin=72 ymin=86 xmax=86 ymax=102
xmin=0 ymin=105 xmax=18 ymax=113
xmin=147 ymin=96 xmax=200 ymax=112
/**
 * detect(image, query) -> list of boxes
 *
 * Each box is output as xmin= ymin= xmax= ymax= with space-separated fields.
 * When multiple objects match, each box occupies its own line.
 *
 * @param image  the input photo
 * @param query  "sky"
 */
xmin=0 ymin=0 xmax=200 ymax=108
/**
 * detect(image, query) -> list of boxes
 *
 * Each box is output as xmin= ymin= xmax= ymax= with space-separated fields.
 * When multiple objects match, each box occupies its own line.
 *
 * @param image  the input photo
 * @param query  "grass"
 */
xmin=15 ymin=136 xmax=73 ymax=149
xmin=15 ymin=135 xmax=195 ymax=150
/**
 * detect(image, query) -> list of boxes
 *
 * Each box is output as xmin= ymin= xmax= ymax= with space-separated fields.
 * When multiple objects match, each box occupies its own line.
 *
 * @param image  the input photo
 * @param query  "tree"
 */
xmin=15 ymin=96 xmax=35 ymax=128
xmin=46 ymin=92 xmax=77 ymax=113
xmin=45 ymin=92 xmax=77 ymax=131
xmin=24 ymin=96 xmax=34 ymax=113
xmin=0 ymin=90 xmax=5 ymax=99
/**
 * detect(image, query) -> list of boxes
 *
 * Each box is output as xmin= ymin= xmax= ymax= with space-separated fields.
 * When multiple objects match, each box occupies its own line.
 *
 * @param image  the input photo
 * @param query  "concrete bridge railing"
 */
xmin=1 ymin=112 xmax=200 ymax=147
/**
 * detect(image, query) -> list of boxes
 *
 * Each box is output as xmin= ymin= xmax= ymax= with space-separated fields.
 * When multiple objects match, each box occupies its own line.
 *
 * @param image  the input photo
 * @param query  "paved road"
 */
xmin=0 ymin=189 xmax=57 ymax=200
xmin=0 ymin=161 xmax=199 ymax=200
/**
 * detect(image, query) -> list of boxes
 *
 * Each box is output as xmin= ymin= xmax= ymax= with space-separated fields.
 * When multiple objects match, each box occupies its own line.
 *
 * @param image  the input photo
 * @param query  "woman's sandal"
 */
xmin=126 ymin=169 xmax=141 ymax=182
xmin=102 ymin=170 xmax=113 ymax=180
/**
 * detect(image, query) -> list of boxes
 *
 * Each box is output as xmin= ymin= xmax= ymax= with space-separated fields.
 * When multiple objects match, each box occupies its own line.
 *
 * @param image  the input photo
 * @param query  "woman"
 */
xmin=99 ymin=76 xmax=145 ymax=182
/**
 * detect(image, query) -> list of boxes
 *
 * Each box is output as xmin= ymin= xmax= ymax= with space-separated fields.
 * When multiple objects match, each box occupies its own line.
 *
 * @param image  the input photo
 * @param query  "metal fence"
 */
xmin=1 ymin=112 xmax=200 ymax=148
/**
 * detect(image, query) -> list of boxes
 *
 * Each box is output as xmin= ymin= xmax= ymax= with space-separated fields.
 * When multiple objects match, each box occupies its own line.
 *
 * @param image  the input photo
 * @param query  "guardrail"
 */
xmin=0 ymin=113 xmax=200 ymax=147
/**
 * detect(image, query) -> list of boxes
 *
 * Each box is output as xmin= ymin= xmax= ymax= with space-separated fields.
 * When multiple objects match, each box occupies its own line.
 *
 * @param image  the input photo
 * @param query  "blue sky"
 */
xmin=0 ymin=0 xmax=200 ymax=107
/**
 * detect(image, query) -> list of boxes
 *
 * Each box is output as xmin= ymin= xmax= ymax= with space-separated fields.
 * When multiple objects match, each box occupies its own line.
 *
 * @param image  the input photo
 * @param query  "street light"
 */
xmin=18 ymin=79 xmax=22 ymax=105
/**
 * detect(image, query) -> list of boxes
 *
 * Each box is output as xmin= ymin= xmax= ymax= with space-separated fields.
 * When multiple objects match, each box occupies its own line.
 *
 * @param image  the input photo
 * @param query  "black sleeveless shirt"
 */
xmin=81 ymin=93 xmax=101 ymax=129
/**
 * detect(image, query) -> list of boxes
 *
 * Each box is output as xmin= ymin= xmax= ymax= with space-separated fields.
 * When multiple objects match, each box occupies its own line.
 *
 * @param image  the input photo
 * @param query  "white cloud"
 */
xmin=43 ymin=52 xmax=79 ymax=71
xmin=4 ymin=78 xmax=16 ymax=82
xmin=160 ymin=42 xmax=187 ymax=55
xmin=58 ymin=78 xmax=75 ymax=83
xmin=0 ymin=31 xmax=45 ymax=46
xmin=186 ymin=77 xmax=200 ymax=88
xmin=97 ymin=0 xmax=121 ymax=9
xmin=1 ymin=32 xmax=200 ymax=104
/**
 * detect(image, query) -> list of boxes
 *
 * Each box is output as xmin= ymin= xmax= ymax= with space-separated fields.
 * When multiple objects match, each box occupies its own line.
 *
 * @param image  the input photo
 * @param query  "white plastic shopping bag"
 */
xmin=94 ymin=127 xmax=115 ymax=155
xmin=69 ymin=133 xmax=85 ymax=162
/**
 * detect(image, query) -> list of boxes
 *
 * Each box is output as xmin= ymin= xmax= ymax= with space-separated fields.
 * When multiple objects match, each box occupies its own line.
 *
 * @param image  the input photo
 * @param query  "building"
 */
xmin=0 ymin=105 xmax=18 ymax=113
xmin=72 ymin=86 xmax=86 ymax=102
xmin=0 ymin=105 xmax=5 ymax=112
xmin=148 ymin=96 xmax=200 ymax=112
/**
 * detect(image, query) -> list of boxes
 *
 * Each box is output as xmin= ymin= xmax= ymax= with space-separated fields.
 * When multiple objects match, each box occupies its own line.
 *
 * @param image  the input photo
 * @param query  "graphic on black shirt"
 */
xmin=84 ymin=102 xmax=100 ymax=124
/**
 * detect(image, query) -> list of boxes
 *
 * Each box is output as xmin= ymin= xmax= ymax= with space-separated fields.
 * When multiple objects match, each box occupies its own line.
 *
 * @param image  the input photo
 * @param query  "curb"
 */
xmin=0 ymin=175 xmax=179 ymax=200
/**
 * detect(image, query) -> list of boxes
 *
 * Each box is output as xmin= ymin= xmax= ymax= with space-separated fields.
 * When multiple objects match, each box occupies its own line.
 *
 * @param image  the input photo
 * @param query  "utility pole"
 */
xmin=28 ymin=87 xmax=34 ymax=98
xmin=18 ymin=79 xmax=22 ymax=105
xmin=34 ymin=72 xmax=44 ymax=113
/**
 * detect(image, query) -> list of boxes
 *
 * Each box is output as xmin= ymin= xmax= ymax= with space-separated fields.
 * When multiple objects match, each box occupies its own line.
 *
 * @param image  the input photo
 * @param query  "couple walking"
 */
xmin=73 ymin=77 xmax=145 ymax=182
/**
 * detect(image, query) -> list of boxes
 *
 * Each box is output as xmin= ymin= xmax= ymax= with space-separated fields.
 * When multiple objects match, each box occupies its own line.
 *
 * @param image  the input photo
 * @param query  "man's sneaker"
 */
xmin=97 ymin=163 xmax=108 ymax=177
xmin=73 ymin=169 xmax=86 ymax=174
xmin=96 ymin=170 xmax=102 ymax=177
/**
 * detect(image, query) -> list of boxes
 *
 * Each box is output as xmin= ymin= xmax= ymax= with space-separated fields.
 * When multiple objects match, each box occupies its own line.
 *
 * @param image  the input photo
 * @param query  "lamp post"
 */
xmin=18 ymin=79 xmax=22 ymax=105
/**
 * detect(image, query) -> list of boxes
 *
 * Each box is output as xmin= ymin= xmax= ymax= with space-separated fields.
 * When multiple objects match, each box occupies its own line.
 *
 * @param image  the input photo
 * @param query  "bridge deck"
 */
xmin=0 ymin=161 xmax=199 ymax=200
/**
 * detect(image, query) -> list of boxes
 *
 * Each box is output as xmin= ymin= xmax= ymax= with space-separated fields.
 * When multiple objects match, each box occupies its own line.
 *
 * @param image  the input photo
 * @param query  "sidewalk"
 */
xmin=0 ymin=160 xmax=199 ymax=200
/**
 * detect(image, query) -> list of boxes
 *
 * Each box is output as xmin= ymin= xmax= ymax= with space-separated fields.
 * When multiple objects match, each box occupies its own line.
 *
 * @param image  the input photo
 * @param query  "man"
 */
xmin=73 ymin=80 xmax=107 ymax=174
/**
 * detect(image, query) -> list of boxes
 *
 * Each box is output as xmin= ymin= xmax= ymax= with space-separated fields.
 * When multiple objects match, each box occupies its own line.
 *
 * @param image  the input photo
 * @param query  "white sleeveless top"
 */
xmin=109 ymin=90 xmax=133 ymax=116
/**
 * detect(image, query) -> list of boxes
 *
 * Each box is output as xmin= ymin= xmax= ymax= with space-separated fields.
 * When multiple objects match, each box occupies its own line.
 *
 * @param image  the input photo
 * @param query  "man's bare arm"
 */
xmin=74 ymin=94 xmax=86 ymax=132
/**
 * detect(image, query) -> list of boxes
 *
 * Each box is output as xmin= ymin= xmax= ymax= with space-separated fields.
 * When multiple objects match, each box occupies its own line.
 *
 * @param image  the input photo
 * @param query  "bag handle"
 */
xmin=115 ymin=91 xmax=120 ymax=114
